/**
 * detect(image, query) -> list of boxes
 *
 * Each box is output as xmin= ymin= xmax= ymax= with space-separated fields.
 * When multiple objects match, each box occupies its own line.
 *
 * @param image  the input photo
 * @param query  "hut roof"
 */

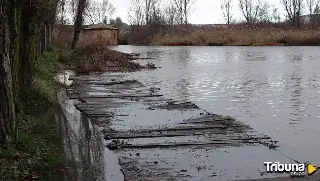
xmin=84 ymin=23 xmax=119 ymax=30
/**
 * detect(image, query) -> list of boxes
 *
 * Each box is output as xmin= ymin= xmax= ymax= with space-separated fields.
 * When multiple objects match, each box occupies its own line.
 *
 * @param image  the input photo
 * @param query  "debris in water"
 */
xmin=145 ymin=62 xmax=157 ymax=69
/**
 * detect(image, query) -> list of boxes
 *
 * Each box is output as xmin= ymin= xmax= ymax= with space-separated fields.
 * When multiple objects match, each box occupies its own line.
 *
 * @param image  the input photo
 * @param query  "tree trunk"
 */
xmin=0 ymin=0 xmax=17 ymax=144
xmin=71 ymin=0 xmax=86 ymax=49
xmin=46 ymin=23 xmax=52 ymax=50
xmin=41 ymin=25 xmax=46 ymax=53
xmin=19 ymin=6 xmax=34 ymax=90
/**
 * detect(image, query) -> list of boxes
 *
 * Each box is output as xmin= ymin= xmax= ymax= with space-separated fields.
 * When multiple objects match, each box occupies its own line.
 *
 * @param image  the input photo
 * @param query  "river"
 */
xmin=113 ymin=45 xmax=320 ymax=166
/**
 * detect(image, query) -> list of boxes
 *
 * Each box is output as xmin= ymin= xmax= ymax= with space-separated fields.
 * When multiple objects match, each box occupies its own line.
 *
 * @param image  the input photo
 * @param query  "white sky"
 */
xmin=110 ymin=0 xmax=286 ymax=24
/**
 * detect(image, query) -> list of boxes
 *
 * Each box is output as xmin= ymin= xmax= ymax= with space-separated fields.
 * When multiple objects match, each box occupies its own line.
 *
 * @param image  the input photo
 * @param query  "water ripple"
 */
xmin=114 ymin=45 xmax=320 ymax=165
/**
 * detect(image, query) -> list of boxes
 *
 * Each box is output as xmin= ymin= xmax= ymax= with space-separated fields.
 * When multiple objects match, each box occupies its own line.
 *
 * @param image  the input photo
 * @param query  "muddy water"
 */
xmin=113 ymin=46 xmax=320 ymax=166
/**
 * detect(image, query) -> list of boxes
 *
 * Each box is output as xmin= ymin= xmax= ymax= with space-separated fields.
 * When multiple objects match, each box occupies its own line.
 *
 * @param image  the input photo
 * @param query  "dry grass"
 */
xmin=151 ymin=27 xmax=320 ymax=46
xmin=59 ymin=38 xmax=142 ymax=73
xmin=53 ymin=25 xmax=142 ymax=73
xmin=74 ymin=43 xmax=142 ymax=73
xmin=52 ymin=25 xmax=74 ymax=48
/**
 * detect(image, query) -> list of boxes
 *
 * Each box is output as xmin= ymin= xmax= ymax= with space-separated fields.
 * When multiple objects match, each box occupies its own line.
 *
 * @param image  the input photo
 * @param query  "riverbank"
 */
xmin=150 ymin=28 xmax=320 ymax=46
xmin=0 ymin=44 xmax=141 ymax=180
xmin=58 ymin=43 xmax=143 ymax=73
xmin=0 ymin=49 xmax=65 ymax=180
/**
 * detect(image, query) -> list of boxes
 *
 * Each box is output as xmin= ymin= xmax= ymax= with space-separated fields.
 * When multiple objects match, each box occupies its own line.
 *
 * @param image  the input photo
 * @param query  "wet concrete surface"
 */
xmin=56 ymin=71 xmax=320 ymax=181
xmin=57 ymin=90 xmax=106 ymax=181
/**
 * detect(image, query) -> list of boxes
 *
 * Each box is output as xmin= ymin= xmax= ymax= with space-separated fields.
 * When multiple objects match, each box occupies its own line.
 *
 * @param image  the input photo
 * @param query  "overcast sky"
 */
xmin=110 ymin=0 xmax=285 ymax=24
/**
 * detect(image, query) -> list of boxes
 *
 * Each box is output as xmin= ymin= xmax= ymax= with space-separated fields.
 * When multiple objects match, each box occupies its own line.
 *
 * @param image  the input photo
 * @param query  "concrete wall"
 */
xmin=79 ymin=29 xmax=118 ymax=45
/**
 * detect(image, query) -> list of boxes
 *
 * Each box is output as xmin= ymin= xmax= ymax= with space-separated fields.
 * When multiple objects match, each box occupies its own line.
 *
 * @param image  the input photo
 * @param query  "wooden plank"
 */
xmin=104 ymin=132 xmax=259 ymax=141
xmin=68 ymin=95 xmax=78 ymax=99
xmin=75 ymin=102 xmax=134 ymax=108
xmin=134 ymin=125 xmax=230 ymax=132
xmin=104 ymin=132 xmax=206 ymax=140
xmin=87 ymin=114 xmax=114 ymax=118
xmin=74 ymin=80 xmax=139 ymax=85
xmin=79 ymin=94 xmax=163 ymax=99
xmin=106 ymin=140 xmax=260 ymax=150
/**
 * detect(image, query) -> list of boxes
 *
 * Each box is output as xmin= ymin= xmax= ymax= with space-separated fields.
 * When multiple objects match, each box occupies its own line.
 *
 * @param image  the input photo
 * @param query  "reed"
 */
xmin=151 ymin=27 xmax=320 ymax=46
xmin=59 ymin=37 xmax=142 ymax=73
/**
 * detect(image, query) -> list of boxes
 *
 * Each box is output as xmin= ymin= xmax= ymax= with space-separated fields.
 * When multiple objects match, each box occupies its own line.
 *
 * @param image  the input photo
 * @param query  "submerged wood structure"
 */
xmin=65 ymin=73 xmax=285 ymax=180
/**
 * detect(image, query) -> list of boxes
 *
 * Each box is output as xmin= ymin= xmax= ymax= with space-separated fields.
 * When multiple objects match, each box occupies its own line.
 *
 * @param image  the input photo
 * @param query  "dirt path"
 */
xmin=65 ymin=73 xmax=318 ymax=181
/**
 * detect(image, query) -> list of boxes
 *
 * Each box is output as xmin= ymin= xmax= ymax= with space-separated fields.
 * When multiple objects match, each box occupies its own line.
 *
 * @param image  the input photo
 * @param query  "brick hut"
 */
xmin=79 ymin=23 xmax=119 ymax=45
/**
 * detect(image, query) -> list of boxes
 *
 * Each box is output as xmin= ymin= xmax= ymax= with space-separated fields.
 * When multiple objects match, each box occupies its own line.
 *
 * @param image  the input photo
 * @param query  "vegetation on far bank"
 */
xmin=110 ymin=0 xmax=320 ymax=46
xmin=56 ymin=38 xmax=143 ymax=73
xmin=150 ymin=27 xmax=320 ymax=46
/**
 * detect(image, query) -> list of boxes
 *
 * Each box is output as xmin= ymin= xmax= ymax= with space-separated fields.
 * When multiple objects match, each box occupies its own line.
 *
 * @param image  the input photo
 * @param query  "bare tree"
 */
xmin=183 ymin=0 xmax=196 ymax=24
xmin=164 ymin=4 xmax=177 ymax=26
xmin=221 ymin=0 xmax=233 ymax=25
xmin=145 ymin=0 xmax=158 ymax=25
xmin=315 ymin=3 xmax=320 ymax=14
xmin=56 ymin=0 xmax=67 ymax=38
xmin=172 ymin=0 xmax=197 ymax=25
xmin=281 ymin=0 xmax=303 ymax=28
xmin=55 ymin=0 xmax=81 ymax=25
xmin=271 ymin=5 xmax=281 ymax=23
xmin=306 ymin=0 xmax=319 ymax=27
xmin=127 ymin=0 xmax=145 ymax=29
xmin=256 ymin=1 xmax=270 ymax=23
xmin=69 ymin=0 xmax=78 ymax=22
xmin=307 ymin=0 xmax=319 ymax=15
xmin=57 ymin=0 xmax=67 ymax=24
xmin=71 ymin=0 xmax=87 ymax=49
xmin=148 ymin=2 xmax=165 ymax=26
xmin=172 ymin=0 xmax=183 ymax=24
xmin=239 ymin=0 xmax=262 ymax=24
xmin=85 ymin=0 xmax=115 ymax=24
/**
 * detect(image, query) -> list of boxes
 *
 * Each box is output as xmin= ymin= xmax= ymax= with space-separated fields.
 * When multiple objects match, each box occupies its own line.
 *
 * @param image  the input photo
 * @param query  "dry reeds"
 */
xmin=151 ymin=27 xmax=320 ymax=46
xmin=61 ymin=37 xmax=142 ymax=73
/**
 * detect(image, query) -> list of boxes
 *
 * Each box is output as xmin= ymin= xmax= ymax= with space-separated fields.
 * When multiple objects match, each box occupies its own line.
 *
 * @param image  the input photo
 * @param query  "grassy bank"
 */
xmin=151 ymin=28 xmax=320 ymax=46
xmin=0 ymin=48 xmax=66 ymax=180
xmin=0 ymin=37 xmax=144 ymax=180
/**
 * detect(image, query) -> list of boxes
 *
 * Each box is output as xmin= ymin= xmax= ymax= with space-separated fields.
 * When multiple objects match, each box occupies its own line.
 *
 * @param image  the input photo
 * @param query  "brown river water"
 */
xmin=113 ymin=45 xmax=320 ymax=166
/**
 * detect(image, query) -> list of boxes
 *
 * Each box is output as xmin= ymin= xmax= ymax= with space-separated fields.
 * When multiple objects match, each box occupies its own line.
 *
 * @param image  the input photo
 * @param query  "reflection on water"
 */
xmin=113 ymin=45 xmax=320 ymax=165
xmin=56 ymin=90 xmax=105 ymax=181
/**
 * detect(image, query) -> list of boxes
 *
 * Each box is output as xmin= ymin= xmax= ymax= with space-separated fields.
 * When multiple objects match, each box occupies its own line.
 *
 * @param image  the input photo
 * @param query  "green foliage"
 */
xmin=0 ymin=48 xmax=66 ymax=180
xmin=0 ymin=120 xmax=64 ymax=180
xmin=22 ymin=48 xmax=64 ymax=114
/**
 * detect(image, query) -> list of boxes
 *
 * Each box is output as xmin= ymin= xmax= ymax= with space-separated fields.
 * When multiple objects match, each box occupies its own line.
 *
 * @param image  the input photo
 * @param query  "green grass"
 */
xmin=0 ymin=48 xmax=66 ymax=180
xmin=23 ymin=49 xmax=65 ymax=114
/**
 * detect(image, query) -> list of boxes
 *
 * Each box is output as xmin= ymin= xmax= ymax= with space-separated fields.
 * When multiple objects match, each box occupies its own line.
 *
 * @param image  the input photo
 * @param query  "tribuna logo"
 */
xmin=264 ymin=162 xmax=306 ymax=177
